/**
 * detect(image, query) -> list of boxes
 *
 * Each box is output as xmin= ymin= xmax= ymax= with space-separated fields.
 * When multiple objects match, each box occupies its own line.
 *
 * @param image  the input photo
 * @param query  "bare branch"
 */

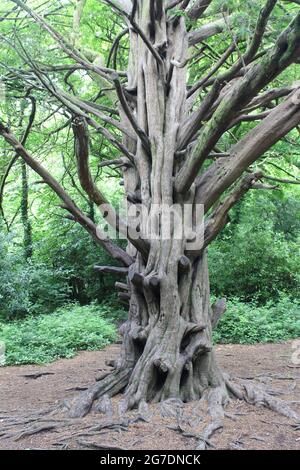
xmin=188 ymin=15 xmax=235 ymax=46
xmin=187 ymin=0 xmax=213 ymax=20
xmin=10 ymin=0 xmax=122 ymax=81
xmin=0 ymin=94 xmax=36 ymax=212
xmin=176 ymin=12 xmax=300 ymax=193
xmin=72 ymin=117 xmax=149 ymax=257
xmin=195 ymin=89 xmax=300 ymax=211
xmin=107 ymin=28 xmax=129 ymax=68
xmin=261 ymin=175 xmax=300 ymax=185
xmin=0 ymin=121 xmax=133 ymax=266
xmin=202 ymin=172 xmax=263 ymax=248
xmin=178 ymin=79 xmax=222 ymax=149
xmin=187 ymin=44 xmax=236 ymax=98
xmin=94 ymin=266 xmax=129 ymax=275
xmin=71 ymin=0 xmax=87 ymax=45
xmin=104 ymin=0 xmax=132 ymax=14
xmin=112 ymin=74 xmax=151 ymax=154
xmin=23 ymin=63 xmax=136 ymax=161
xmin=243 ymin=85 xmax=298 ymax=113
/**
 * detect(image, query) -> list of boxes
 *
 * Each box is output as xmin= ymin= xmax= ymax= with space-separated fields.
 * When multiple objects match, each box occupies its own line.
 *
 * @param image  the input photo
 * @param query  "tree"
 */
xmin=0 ymin=0 xmax=300 ymax=437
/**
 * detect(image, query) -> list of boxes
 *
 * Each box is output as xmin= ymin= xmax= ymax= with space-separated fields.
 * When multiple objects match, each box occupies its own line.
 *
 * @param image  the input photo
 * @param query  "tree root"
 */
xmin=0 ymin=371 xmax=299 ymax=450
xmin=226 ymin=377 xmax=300 ymax=423
xmin=67 ymin=368 xmax=132 ymax=418
xmin=166 ymin=376 xmax=300 ymax=450
xmin=76 ymin=439 xmax=128 ymax=451
xmin=195 ymin=382 xmax=229 ymax=450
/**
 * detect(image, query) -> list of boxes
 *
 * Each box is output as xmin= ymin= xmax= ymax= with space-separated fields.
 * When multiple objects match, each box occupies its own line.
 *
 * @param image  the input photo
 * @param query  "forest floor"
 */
xmin=0 ymin=340 xmax=299 ymax=450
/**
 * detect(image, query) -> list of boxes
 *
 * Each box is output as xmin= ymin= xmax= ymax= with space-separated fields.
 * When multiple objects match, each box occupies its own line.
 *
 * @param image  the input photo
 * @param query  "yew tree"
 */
xmin=0 ymin=0 xmax=300 ymax=424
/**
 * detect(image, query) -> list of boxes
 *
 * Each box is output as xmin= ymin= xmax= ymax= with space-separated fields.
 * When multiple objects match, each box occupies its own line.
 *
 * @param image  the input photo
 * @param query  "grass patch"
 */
xmin=0 ymin=303 xmax=118 ymax=366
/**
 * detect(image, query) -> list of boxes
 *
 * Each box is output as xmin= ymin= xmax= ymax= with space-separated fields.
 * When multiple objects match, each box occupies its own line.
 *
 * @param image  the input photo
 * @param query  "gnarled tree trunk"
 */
xmin=118 ymin=251 xmax=224 ymax=408
xmin=69 ymin=4 xmax=229 ymax=417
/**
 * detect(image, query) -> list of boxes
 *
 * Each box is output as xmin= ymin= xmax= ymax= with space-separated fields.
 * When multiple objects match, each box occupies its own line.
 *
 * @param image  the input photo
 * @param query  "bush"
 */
xmin=0 ymin=232 xmax=30 ymax=320
xmin=213 ymin=295 xmax=300 ymax=344
xmin=26 ymin=263 xmax=72 ymax=316
xmin=209 ymin=227 xmax=299 ymax=304
xmin=0 ymin=303 xmax=117 ymax=365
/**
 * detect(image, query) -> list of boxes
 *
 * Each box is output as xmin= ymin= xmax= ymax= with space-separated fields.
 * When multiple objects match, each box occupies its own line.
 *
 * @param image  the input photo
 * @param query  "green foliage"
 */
xmin=209 ymin=190 xmax=300 ymax=304
xmin=210 ymin=228 xmax=299 ymax=303
xmin=213 ymin=295 xmax=300 ymax=344
xmin=26 ymin=263 xmax=72 ymax=316
xmin=0 ymin=303 xmax=117 ymax=365
xmin=0 ymin=231 xmax=73 ymax=320
xmin=0 ymin=232 xmax=30 ymax=319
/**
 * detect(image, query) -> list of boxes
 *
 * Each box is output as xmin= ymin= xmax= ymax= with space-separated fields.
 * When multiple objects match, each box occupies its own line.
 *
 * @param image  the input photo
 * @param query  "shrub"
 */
xmin=213 ymin=295 xmax=300 ymax=344
xmin=0 ymin=232 xmax=30 ymax=320
xmin=0 ymin=303 xmax=117 ymax=365
xmin=209 ymin=227 xmax=299 ymax=304
xmin=26 ymin=263 xmax=72 ymax=316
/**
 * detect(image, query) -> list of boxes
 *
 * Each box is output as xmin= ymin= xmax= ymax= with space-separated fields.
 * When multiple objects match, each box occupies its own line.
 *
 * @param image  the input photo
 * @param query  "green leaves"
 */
xmin=213 ymin=295 xmax=300 ymax=344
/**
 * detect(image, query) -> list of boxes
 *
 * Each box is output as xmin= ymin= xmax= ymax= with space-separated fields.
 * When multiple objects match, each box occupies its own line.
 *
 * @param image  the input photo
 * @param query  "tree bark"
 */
xmin=117 ymin=251 xmax=224 ymax=408
xmin=68 ymin=4 xmax=227 ymax=416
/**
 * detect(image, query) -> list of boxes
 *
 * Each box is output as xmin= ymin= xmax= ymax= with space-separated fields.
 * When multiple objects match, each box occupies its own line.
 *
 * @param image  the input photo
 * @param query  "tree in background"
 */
xmin=0 ymin=0 xmax=299 ymax=440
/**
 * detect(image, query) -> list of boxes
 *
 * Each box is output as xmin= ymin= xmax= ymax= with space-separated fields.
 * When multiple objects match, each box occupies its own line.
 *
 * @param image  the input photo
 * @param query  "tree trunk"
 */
xmin=69 ymin=2 xmax=228 ymax=417
xmin=111 ymin=4 xmax=225 ymax=408
xmin=116 ymin=250 xmax=224 ymax=409
xmin=69 ymin=248 xmax=228 ymax=419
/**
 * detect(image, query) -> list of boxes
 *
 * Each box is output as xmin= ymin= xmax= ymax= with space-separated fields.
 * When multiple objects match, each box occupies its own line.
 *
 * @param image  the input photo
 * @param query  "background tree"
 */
xmin=0 ymin=0 xmax=299 ymax=439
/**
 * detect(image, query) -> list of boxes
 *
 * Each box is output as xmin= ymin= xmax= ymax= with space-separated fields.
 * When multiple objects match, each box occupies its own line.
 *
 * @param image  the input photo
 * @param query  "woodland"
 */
xmin=0 ymin=0 xmax=299 ymax=451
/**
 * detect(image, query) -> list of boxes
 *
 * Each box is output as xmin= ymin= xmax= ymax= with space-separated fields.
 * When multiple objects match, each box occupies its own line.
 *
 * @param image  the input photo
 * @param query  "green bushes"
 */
xmin=0 ymin=303 xmax=117 ymax=365
xmin=0 ymin=233 xmax=30 ymax=319
xmin=0 ymin=228 xmax=117 ymax=320
xmin=1 ymin=296 xmax=298 ymax=366
xmin=213 ymin=295 xmax=300 ymax=344
xmin=26 ymin=264 xmax=72 ymax=316
xmin=209 ymin=191 xmax=300 ymax=304
xmin=209 ymin=229 xmax=299 ymax=304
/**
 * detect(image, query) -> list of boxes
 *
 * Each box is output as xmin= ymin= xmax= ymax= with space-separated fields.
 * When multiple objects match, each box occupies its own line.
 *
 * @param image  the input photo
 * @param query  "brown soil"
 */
xmin=0 ymin=340 xmax=299 ymax=450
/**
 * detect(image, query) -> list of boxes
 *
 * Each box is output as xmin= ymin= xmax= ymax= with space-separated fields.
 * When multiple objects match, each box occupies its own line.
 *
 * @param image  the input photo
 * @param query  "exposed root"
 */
xmin=14 ymin=424 xmax=59 ymax=441
xmin=168 ymin=375 xmax=300 ymax=450
xmin=0 ymin=370 xmax=299 ymax=450
xmin=76 ymin=439 xmax=128 ymax=450
xmin=226 ymin=377 xmax=300 ymax=424
xmin=94 ymin=394 xmax=114 ymax=417
xmin=21 ymin=372 xmax=55 ymax=380
xmin=195 ymin=382 xmax=229 ymax=450
xmin=67 ymin=368 xmax=131 ymax=418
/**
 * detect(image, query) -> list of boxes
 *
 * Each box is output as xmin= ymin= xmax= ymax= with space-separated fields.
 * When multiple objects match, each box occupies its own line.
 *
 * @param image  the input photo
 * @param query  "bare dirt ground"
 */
xmin=0 ymin=340 xmax=299 ymax=450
